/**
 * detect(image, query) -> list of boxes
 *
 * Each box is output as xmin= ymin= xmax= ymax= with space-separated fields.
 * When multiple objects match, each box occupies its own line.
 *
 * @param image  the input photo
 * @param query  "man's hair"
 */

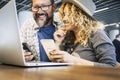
xmin=32 ymin=0 xmax=54 ymax=5
xmin=116 ymin=34 xmax=120 ymax=38
xmin=50 ymin=0 xmax=54 ymax=4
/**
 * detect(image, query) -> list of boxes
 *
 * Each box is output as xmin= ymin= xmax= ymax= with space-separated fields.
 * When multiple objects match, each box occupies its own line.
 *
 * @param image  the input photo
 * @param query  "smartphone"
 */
xmin=22 ymin=43 xmax=32 ymax=52
xmin=40 ymin=39 xmax=56 ymax=58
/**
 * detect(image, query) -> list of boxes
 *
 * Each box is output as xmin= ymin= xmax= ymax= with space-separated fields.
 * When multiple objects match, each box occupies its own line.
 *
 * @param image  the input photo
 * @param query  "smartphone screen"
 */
xmin=22 ymin=43 xmax=32 ymax=52
xmin=40 ymin=39 xmax=56 ymax=58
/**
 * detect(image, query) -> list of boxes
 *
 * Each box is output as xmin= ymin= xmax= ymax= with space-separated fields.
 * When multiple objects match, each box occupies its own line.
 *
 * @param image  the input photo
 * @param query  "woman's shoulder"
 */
xmin=90 ymin=29 xmax=112 ymax=47
xmin=91 ymin=29 xmax=109 ymax=40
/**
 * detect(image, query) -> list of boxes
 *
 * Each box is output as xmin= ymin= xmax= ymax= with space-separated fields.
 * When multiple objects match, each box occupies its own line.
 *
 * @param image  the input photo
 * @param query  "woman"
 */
xmin=49 ymin=0 xmax=117 ymax=67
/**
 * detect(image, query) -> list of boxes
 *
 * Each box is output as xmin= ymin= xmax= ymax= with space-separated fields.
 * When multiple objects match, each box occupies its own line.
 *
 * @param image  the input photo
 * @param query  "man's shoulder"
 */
xmin=24 ymin=18 xmax=36 ymax=25
xmin=21 ymin=18 xmax=38 ymax=29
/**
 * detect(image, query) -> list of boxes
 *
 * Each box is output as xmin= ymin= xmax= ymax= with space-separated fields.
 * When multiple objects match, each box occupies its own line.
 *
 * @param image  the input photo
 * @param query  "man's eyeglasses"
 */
xmin=32 ymin=4 xmax=52 ymax=11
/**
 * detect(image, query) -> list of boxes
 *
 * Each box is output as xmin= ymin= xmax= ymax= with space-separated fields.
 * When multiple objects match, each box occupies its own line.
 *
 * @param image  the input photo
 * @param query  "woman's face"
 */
xmin=62 ymin=4 xmax=77 ymax=31
xmin=62 ymin=5 xmax=73 ymax=31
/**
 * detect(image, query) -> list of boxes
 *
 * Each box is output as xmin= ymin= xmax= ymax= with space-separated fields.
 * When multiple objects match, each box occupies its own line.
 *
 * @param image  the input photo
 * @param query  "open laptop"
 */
xmin=0 ymin=0 xmax=70 ymax=67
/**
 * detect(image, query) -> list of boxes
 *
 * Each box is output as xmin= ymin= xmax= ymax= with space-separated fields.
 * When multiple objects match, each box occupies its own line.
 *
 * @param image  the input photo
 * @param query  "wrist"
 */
xmin=55 ymin=41 xmax=61 ymax=50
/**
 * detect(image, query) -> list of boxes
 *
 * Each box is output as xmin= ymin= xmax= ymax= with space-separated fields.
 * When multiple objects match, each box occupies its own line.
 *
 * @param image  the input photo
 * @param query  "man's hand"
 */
xmin=24 ymin=50 xmax=34 ymax=62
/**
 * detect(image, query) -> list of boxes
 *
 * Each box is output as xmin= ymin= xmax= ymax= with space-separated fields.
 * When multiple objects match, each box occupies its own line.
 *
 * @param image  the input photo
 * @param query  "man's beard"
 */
xmin=34 ymin=12 xmax=53 ymax=28
xmin=37 ymin=19 xmax=45 ymax=27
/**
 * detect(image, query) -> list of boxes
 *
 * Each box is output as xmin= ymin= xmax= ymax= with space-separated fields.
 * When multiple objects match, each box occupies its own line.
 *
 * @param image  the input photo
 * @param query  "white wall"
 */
xmin=18 ymin=10 xmax=33 ymax=28
xmin=109 ymin=29 xmax=119 ymax=41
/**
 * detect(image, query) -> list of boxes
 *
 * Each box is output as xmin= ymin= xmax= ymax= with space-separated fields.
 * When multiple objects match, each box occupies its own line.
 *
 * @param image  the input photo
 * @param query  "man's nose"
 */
xmin=37 ymin=8 xmax=44 ymax=13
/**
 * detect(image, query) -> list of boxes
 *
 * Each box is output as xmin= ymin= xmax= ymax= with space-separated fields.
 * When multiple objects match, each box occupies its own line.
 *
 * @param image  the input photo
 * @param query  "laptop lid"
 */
xmin=0 ymin=0 xmax=71 ymax=67
xmin=0 ymin=0 xmax=26 ymax=66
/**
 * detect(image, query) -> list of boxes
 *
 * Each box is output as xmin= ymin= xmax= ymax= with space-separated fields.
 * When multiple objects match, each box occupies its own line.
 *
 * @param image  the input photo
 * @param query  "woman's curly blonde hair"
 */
xmin=59 ymin=3 xmax=104 ymax=47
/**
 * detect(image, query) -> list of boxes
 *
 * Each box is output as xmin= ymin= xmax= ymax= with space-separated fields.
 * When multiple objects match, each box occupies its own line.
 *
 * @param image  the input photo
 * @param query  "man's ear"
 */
xmin=52 ymin=3 xmax=57 ymax=11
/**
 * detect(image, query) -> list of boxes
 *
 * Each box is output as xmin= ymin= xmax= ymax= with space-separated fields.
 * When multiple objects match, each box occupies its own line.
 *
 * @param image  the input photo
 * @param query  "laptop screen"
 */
xmin=0 ymin=0 xmax=25 ymax=66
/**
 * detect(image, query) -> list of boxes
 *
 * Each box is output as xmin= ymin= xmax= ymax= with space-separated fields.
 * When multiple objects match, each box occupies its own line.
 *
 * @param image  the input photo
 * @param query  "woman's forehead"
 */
xmin=63 ymin=4 xmax=71 ymax=13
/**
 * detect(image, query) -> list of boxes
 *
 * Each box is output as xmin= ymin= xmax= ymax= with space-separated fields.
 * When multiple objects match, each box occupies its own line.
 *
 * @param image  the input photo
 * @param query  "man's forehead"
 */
xmin=32 ymin=0 xmax=51 ymax=3
xmin=32 ymin=0 xmax=52 ymax=6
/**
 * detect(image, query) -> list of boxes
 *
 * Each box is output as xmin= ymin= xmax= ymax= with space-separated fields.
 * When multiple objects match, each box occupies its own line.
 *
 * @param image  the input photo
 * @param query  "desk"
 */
xmin=0 ymin=64 xmax=120 ymax=80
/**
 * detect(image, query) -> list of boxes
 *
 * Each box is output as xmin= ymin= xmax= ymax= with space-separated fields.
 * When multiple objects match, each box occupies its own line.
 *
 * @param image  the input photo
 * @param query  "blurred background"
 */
xmin=0 ymin=0 xmax=120 ymax=40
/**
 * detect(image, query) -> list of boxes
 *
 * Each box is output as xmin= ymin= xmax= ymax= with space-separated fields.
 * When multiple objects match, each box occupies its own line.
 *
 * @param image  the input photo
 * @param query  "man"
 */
xmin=21 ymin=0 xmax=56 ymax=62
xmin=113 ymin=34 xmax=120 ymax=62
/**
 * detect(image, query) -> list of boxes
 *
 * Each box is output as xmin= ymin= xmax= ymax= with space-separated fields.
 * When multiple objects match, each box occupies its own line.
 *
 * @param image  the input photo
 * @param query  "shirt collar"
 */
xmin=38 ymin=24 xmax=55 ymax=35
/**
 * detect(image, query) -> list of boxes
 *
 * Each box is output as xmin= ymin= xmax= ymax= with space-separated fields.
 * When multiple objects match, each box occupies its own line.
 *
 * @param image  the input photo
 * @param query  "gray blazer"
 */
xmin=72 ymin=29 xmax=117 ymax=67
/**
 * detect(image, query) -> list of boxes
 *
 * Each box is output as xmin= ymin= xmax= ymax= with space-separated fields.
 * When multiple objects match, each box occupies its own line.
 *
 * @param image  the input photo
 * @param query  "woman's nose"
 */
xmin=63 ymin=15 xmax=68 ymax=23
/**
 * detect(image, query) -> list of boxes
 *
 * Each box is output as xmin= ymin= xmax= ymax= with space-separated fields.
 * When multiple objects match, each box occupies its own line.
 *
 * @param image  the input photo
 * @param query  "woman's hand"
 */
xmin=54 ymin=28 xmax=67 ymax=43
xmin=49 ymin=50 xmax=94 ymax=66
xmin=49 ymin=50 xmax=76 ymax=63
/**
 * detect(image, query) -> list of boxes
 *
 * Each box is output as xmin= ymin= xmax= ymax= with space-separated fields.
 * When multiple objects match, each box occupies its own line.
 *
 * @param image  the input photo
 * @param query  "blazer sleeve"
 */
xmin=91 ymin=29 xmax=117 ymax=67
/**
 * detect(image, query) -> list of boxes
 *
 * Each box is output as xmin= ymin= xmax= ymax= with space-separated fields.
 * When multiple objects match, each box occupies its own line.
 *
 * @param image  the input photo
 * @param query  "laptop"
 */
xmin=0 ymin=0 xmax=71 ymax=67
